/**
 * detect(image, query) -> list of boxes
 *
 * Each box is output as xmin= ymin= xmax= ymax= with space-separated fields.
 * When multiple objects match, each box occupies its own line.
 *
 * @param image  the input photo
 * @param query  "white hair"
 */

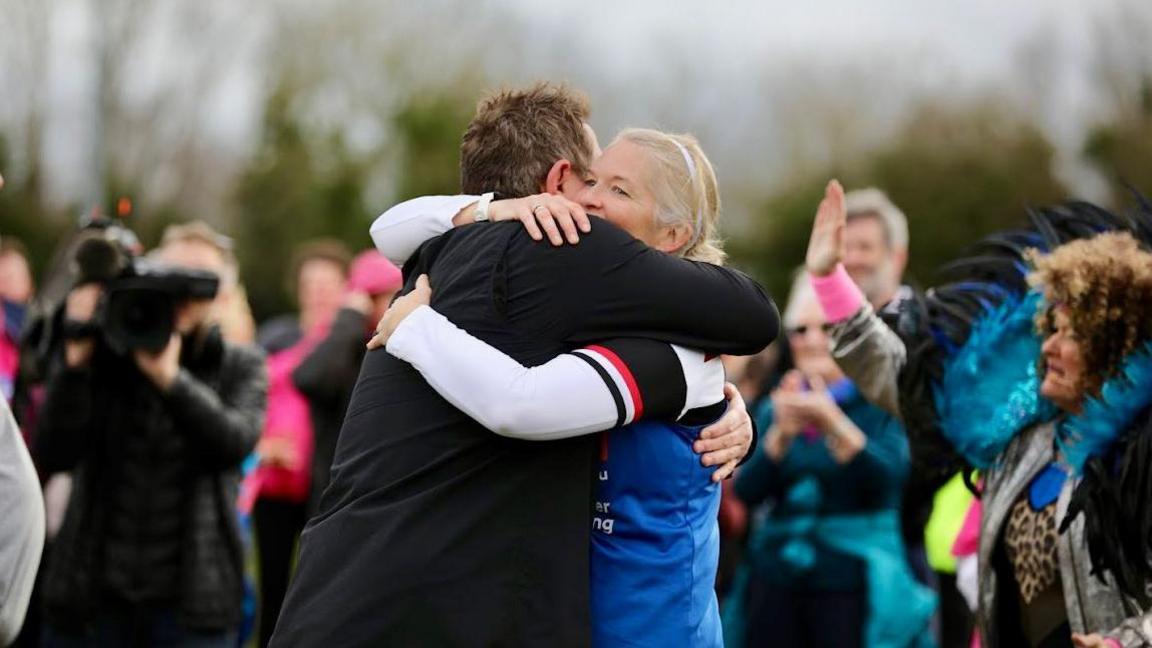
xmin=781 ymin=269 xmax=819 ymax=329
xmin=613 ymin=128 xmax=725 ymax=266
xmin=845 ymin=188 xmax=909 ymax=252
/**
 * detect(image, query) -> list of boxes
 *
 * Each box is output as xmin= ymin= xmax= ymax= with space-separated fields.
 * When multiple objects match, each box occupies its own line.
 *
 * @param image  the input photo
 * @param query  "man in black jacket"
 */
xmin=272 ymin=83 xmax=778 ymax=647
xmin=35 ymin=231 xmax=266 ymax=646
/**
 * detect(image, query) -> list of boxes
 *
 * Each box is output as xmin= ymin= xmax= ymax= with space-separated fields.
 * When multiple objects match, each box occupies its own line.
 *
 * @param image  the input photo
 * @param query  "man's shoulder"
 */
xmin=434 ymin=218 xmax=639 ymax=261
xmin=505 ymin=218 xmax=644 ymax=266
xmin=220 ymin=339 xmax=267 ymax=378
xmin=223 ymin=339 xmax=266 ymax=362
xmin=417 ymin=221 xmax=519 ymax=267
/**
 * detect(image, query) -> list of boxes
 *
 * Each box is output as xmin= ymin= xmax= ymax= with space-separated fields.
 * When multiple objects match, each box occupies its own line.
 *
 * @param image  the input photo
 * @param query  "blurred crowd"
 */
xmin=715 ymin=190 xmax=978 ymax=647
xmin=0 ymin=179 xmax=979 ymax=647
xmin=2 ymin=70 xmax=1151 ymax=648
xmin=0 ymin=201 xmax=403 ymax=647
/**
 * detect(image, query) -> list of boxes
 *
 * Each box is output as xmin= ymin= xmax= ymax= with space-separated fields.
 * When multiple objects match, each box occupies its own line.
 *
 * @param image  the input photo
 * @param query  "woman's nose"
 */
xmin=579 ymin=187 xmax=602 ymax=211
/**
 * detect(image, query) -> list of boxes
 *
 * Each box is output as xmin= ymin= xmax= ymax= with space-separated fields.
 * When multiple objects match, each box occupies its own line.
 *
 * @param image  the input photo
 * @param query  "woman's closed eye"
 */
xmin=611 ymin=185 xmax=631 ymax=198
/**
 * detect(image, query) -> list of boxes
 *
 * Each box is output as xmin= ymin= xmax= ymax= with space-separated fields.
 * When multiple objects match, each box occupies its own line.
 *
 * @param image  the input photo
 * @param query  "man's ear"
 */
xmin=543 ymin=159 xmax=572 ymax=195
xmin=892 ymin=248 xmax=909 ymax=281
xmin=653 ymin=223 xmax=694 ymax=256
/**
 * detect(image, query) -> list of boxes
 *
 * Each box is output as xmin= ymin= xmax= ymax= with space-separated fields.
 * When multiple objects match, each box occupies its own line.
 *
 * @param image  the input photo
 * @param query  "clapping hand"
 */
xmin=766 ymin=370 xmax=864 ymax=463
xmin=764 ymin=371 xmax=806 ymax=460
xmin=781 ymin=374 xmax=841 ymax=431
xmin=805 ymin=180 xmax=846 ymax=277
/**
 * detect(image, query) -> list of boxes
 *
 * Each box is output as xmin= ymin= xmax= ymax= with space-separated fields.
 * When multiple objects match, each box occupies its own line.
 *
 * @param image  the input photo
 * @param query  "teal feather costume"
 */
xmin=894 ymin=197 xmax=1152 ymax=598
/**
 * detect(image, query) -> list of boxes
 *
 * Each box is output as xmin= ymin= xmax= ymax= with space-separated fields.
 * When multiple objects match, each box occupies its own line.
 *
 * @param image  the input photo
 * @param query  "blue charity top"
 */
xmin=590 ymin=415 xmax=723 ymax=648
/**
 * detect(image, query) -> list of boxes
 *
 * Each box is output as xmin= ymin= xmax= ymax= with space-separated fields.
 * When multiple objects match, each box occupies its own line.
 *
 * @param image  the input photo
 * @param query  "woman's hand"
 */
xmin=489 ymin=193 xmax=590 ymax=246
xmin=771 ymin=372 xmax=867 ymax=463
xmin=257 ymin=437 xmax=299 ymax=470
xmin=805 ymin=179 xmax=846 ymax=277
xmin=366 ymin=274 xmax=432 ymax=350
xmin=765 ymin=371 xmax=805 ymax=460
xmin=783 ymin=374 xmax=842 ymax=429
xmin=770 ymin=371 xmax=807 ymax=436
xmin=795 ymin=374 xmax=866 ymax=463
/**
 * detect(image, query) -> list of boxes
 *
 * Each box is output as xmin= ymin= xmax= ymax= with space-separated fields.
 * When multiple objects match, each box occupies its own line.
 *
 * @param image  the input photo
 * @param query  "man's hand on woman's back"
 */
xmin=694 ymin=383 xmax=754 ymax=482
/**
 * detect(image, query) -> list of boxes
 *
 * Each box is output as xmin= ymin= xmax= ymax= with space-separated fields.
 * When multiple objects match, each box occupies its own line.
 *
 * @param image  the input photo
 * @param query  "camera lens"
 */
xmin=104 ymin=287 xmax=176 ymax=353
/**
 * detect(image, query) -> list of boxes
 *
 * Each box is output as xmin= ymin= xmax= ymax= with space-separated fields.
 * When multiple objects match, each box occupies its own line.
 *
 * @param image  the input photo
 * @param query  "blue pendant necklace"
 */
xmin=1028 ymin=462 xmax=1067 ymax=511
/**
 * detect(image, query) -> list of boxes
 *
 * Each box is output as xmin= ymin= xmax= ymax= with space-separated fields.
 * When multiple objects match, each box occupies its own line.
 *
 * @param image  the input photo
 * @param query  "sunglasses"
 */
xmin=786 ymin=322 xmax=835 ymax=337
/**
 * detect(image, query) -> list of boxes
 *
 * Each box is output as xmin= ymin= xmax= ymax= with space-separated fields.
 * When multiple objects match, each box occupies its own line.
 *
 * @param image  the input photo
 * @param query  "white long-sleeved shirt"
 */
xmin=369 ymin=195 xmax=478 ymax=266
xmin=386 ymin=305 xmax=725 ymax=440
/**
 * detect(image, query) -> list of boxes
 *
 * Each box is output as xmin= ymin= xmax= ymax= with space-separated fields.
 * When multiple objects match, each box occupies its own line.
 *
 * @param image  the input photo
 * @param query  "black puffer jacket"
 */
xmin=35 ymin=327 xmax=266 ymax=631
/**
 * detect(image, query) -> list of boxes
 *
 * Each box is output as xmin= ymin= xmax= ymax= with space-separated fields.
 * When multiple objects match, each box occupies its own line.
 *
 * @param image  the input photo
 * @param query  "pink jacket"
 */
xmin=253 ymin=332 xmax=324 ymax=502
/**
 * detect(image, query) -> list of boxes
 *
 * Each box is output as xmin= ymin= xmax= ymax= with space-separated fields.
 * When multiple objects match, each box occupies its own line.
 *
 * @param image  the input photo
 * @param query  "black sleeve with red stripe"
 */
xmin=570 ymin=338 xmax=687 ymax=428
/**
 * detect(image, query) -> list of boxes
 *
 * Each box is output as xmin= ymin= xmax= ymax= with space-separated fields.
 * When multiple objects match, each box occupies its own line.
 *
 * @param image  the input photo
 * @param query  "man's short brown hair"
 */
xmin=460 ymin=82 xmax=593 ymax=199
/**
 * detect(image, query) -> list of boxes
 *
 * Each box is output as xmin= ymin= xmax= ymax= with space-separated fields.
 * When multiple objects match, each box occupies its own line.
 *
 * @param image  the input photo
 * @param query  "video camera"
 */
xmin=65 ymin=214 xmax=220 ymax=354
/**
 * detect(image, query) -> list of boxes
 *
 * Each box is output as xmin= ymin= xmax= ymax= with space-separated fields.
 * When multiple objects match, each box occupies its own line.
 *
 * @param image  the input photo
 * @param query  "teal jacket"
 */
xmin=726 ymin=382 xmax=936 ymax=648
xmin=735 ymin=382 xmax=909 ymax=589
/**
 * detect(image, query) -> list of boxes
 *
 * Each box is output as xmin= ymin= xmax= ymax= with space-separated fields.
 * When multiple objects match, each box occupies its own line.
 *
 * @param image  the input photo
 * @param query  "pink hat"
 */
xmin=348 ymin=250 xmax=402 ymax=296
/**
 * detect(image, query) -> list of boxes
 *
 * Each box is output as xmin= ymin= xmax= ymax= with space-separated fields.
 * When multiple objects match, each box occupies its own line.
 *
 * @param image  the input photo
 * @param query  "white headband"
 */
xmin=671 ymin=139 xmax=705 ymax=250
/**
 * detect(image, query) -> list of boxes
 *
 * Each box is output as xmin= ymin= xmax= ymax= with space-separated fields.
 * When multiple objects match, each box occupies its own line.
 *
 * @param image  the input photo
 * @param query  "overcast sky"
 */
xmin=5 ymin=0 xmax=1147 ymax=213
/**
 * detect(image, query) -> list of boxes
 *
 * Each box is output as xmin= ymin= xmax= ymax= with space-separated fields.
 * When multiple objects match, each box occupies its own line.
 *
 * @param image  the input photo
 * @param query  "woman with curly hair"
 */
xmin=804 ymin=181 xmax=1152 ymax=648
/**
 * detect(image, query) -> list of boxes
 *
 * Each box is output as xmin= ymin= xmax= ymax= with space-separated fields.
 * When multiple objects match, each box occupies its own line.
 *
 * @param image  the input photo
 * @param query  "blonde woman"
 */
xmin=367 ymin=128 xmax=752 ymax=647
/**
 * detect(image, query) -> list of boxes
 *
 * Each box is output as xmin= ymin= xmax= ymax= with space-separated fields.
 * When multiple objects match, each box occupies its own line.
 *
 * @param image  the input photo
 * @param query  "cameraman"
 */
xmin=35 ymin=231 xmax=267 ymax=646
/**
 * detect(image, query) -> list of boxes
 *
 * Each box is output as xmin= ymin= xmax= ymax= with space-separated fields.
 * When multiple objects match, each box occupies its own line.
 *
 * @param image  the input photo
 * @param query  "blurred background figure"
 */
xmin=842 ymin=188 xmax=973 ymax=647
xmin=154 ymin=220 xmax=262 ymax=646
xmin=251 ymin=239 xmax=349 ymax=647
xmin=0 ymin=236 xmax=34 ymax=404
xmin=716 ymin=347 xmax=782 ymax=603
xmin=841 ymin=189 xmax=909 ymax=314
xmin=292 ymin=249 xmax=401 ymax=513
xmin=726 ymin=272 xmax=932 ymax=648
xmin=158 ymin=221 xmax=256 ymax=346
xmin=33 ymin=222 xmax=266 ymax=647
xmin=0 ymin=237 xmax=35 ymax=305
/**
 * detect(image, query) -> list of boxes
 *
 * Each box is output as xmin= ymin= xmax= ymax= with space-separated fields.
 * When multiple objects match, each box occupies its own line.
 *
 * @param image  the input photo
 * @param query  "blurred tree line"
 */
xmin=729 ymin=101 xmax=1073 ymax=298
xmin=0 ymin=0 xmax=488 ymax=321
xmin=1083 ymin=80 xmax=1152 ymax=207
xmin=0 ymin=80 xmax=476 ymax=320
xmin=2 ymin=71 xmax=1150 ymax=325
xmin=231 ymin=86 xmax=475 ymax=318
